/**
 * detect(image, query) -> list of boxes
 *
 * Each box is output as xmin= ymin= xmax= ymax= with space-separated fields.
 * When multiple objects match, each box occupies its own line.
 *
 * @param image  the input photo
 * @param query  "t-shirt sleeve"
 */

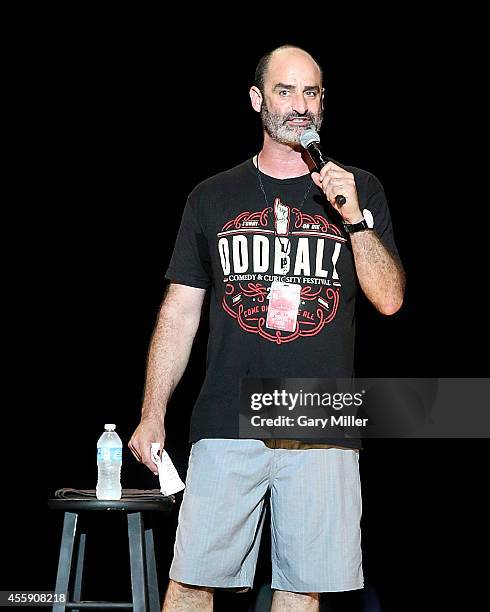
xmin=165 ymin=195 xmax=212 ymax=289
xmin=365 ymin=173 xmax=400 ymax=259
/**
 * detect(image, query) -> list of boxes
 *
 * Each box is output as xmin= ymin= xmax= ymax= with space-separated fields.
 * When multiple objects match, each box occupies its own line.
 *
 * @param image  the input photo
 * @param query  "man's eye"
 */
xmin=279 ymin=90 xmax=289 ymax=96
xmin=305 ymin=91 xmax=317 ymax=97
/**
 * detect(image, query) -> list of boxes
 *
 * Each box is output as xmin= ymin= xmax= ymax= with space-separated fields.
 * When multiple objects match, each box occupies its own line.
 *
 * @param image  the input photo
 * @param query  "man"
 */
xmin=129 ymin=45 xmax=405 ymax=612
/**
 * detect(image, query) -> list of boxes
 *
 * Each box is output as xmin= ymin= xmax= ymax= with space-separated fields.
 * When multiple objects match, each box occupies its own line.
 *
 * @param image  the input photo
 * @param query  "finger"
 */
xmin=146 ymin=461 xmax=159 ymax=476
xmin=319 ymin=171 xmax=350 ymax=187
xmin=142 ymin=448 xmax=159 ymax=475
xmin=318 ymin=166 xmax=330 ymax=182
xmin=326 ymin=185 xmax=347 ymax=205
xmin=321 ymin=178 xmax=345 ymax=200
xmin=323 ymin=178 xmax=355 ymax=192
xmin=329 ymin=188 xmax=347 ymax=202
xmin=311 ymin=172 xmax=322 ymax=188
xmin=328 ymin=178 xmax=354 ymax=187
xmin=324 ymin=177 xmax=353 ymax=192
xmin=128 ymin=441 xmax=142 ymax=462
xmin=323 ymin=170 xmax=349 ymax=178
xmin=325 ymin=161 xmax=343 ymax=172
xmin=328 ymin=179 xmax=346 ymax=188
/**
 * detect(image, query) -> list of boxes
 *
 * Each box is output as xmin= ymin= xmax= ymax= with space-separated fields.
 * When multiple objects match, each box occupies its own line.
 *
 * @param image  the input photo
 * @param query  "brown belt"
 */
xmin=262 ymin=439 xmax=359 ymax=451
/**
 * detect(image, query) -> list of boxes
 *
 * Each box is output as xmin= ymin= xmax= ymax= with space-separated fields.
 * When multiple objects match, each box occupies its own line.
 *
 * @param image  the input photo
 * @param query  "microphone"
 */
xmin=300 ymin=129 xmax=347 ymax=206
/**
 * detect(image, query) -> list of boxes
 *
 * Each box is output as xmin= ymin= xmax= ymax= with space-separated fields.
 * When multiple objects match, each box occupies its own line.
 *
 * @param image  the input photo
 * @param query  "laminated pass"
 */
xmin=150 ymin=443 xmax=186 ymax=496
xmin=266 ymin=281 xmax=301 ymax=332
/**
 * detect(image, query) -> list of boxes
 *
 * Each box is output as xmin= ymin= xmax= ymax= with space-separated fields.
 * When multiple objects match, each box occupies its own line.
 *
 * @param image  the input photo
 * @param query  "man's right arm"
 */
xmin=128 ymin=282 xmax=206 ymax=473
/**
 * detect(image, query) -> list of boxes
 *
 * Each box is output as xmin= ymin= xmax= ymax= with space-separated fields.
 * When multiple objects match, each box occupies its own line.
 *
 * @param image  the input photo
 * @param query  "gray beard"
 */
xmin=260 ymin=102 xmax=323 ymax=146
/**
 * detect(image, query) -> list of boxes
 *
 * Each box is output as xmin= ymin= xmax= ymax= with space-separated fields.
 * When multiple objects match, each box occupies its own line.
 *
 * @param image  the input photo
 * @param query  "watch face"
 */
xmin=362 ymin=208 xmax=374 ymax=229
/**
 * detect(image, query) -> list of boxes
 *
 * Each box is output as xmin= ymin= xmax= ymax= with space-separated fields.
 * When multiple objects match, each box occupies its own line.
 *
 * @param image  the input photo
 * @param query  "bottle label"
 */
xmin=97 ymin=447 xmax=122 ymax=461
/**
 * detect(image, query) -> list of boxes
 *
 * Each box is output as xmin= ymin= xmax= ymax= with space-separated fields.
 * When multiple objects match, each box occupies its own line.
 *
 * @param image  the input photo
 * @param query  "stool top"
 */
xmin=47 ymin=489 xmax=175 ymax=512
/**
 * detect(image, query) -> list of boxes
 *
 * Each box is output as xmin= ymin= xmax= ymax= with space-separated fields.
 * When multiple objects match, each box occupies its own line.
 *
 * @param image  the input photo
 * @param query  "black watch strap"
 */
xmin=343 ymin=218 xmax=370 ymax=234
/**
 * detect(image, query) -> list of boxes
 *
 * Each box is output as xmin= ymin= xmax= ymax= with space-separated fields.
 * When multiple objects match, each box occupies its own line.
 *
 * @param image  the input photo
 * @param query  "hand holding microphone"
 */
xmin=300 ymin=129 xmax=362 ymax=222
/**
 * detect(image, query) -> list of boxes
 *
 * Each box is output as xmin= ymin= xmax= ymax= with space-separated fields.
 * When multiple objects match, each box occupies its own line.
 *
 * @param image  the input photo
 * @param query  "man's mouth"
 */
xmin=285 ymin=118 xmax=311 ymax=126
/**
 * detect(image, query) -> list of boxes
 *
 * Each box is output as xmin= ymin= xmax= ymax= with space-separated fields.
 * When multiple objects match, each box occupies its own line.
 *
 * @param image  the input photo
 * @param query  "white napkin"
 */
xmin=150 ymin=443 xmax=186 ymax=496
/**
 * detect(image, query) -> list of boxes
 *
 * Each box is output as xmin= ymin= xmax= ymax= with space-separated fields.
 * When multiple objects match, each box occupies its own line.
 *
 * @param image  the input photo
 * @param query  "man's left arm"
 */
xmin=312 ymin=162 xmax=406 ymax=316
xmin=348 ymin=229 xmax=405 ymax=315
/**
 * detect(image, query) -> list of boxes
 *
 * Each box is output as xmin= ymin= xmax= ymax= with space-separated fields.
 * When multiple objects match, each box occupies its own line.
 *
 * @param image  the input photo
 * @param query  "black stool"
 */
xmin=48 ymin=492 xmax=174 ymax=612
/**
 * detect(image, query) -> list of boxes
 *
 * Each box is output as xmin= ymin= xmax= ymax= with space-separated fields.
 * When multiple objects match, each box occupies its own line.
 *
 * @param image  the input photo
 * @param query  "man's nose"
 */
xmin=291 ymin=93 xmax=308 ymax=115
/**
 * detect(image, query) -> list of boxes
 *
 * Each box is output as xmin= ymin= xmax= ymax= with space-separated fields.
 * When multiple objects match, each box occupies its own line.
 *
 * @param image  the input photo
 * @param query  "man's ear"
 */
xmin=321 ymin=87 xmax=325 ymax=110
xmin=249 ymin=86 xmax=263 ymax=113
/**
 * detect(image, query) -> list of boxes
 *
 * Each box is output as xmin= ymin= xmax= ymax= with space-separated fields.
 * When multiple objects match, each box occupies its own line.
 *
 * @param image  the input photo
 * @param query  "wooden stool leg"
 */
xmin=128 ymin=511 xmax=147 ymax=612
xmin=53 ymin=511 xmax=78 ymax=612
xmin=144 ymin=516 xmax=160 ymax=612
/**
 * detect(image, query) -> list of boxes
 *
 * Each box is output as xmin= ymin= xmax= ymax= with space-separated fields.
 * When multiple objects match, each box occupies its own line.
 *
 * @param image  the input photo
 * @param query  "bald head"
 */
xmin=254 ymin=45 xmax=323 ymax=94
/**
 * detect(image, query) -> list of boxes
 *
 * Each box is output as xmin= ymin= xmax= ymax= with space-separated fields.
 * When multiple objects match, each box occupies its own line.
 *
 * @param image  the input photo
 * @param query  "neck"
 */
xmin=255 ymin=132 xmax=316 ymax=179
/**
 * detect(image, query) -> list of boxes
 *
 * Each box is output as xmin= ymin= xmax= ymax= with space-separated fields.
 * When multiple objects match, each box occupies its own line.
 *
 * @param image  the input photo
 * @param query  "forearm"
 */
xmin=350 ymin=230 xmax=405 ymax=315
xmin=140 ymin=296 xmax=202 ymax=423
xmin=311 ymin=162 xmax=405 ymax=315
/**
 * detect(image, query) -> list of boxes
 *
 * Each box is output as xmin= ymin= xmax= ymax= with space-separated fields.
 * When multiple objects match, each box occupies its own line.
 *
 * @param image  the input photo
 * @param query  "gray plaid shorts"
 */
xmin=169 ymin=438 xmax=363 ymax=593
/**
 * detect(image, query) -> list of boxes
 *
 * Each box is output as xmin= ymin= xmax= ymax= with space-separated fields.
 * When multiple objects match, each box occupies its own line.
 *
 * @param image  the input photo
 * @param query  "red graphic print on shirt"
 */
xmin=217 ymin=197 xmax=347 ymax=345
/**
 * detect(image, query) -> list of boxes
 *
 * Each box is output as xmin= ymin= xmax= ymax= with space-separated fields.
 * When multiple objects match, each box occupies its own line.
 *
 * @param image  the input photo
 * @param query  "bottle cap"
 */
xmin=104 ymin=424 xmax=116 ymax=431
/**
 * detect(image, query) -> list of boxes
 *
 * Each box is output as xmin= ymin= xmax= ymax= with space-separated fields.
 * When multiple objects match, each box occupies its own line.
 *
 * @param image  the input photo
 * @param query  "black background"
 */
xmin=4 ymin=9 xmax=488 ymax=612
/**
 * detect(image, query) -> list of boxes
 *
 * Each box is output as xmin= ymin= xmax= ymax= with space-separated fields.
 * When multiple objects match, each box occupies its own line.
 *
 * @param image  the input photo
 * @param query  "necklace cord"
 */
xmin=255 ymin=153 xmax=314 ymax=212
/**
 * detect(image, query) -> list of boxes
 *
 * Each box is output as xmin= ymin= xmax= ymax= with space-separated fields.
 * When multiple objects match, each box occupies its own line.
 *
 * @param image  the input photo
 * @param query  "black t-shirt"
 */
xmin=165 ymin=158 xmax=399 ymax=449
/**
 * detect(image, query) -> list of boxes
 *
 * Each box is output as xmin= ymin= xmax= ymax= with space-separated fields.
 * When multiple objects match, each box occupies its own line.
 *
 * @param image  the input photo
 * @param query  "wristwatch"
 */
xmin=343 ymin=209 xmax=374 ymax=234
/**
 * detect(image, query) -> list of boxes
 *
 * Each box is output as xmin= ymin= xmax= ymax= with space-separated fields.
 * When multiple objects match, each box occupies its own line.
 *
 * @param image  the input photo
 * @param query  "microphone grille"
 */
xmin=300 ymin=129 xmax=320 ymax=149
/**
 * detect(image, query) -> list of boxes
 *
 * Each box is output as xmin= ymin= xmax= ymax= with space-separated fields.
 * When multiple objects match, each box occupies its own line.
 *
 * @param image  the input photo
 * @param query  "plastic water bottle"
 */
xmin=96 ymin=424 xmax=122 ymax=500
